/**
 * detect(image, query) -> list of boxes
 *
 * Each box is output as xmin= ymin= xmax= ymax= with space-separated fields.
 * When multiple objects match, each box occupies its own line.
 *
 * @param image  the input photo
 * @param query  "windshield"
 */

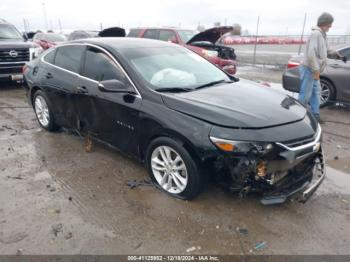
xmin=120 ymin=46 xmax=230 ymax=90
xmin=177 ymin=30 xmax=196 ymax=43
xmin=46 ymin=33 xmax=66 ymax=42
xmin=0 ymin=24 xmax=23 ymax=39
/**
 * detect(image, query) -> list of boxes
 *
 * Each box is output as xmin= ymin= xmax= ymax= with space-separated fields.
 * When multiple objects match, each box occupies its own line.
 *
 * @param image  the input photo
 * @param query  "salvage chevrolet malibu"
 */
xmin=23 ymin=38 xmax=325 ymax=204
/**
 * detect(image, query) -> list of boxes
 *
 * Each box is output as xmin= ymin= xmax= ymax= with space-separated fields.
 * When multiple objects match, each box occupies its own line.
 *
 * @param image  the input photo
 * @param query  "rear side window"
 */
xmin=82 ymin=46 xmax=124 ymax=82
xmin=128 ymin=29 xmax=141 ymax=37
xmin=143 ymin=29 xmax=159 ymax=40
xmin=43 ymin=49 xmax=56 ymax=64
xmin=54 ymin=45 xmax=85 ymax=73
xmin=159 ymin=30 xmax=176 ymax=42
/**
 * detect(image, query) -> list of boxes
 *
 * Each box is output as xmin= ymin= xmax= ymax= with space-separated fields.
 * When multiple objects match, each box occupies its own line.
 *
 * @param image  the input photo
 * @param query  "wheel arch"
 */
xmin=320 ymin=76 xmax=337 ymax=99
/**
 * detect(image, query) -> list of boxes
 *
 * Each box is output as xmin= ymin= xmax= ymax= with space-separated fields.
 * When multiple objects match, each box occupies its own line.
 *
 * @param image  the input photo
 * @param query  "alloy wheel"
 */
xmin=320 ymin=81 xmax=331 ymax=105
xmin=34 ymin=95 xmax=50 ymax=127
xmin=151 ymin=146 xmax=188 ymax=194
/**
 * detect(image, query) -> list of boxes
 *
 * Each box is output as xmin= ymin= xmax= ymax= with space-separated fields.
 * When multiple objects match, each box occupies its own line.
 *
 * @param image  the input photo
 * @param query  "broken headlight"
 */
xmin=209 ymin=136 xmax=274 ymax=154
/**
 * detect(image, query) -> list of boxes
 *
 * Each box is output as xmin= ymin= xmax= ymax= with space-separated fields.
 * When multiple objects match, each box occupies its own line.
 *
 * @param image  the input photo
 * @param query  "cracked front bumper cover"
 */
xmin=260 ymin=152 xmax=325 ymax=205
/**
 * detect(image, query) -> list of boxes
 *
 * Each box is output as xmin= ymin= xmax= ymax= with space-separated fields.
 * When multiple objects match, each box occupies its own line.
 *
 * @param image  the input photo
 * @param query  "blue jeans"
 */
xmin=298 ymin=65 xmax=321 ymax=118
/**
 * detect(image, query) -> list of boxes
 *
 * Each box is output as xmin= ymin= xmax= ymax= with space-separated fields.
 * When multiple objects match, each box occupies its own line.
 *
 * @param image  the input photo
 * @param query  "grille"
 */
xmin=0 ymin=48 xmax=30 ymax=63
xmin=283 ymin=135 xmax=315 ymax=148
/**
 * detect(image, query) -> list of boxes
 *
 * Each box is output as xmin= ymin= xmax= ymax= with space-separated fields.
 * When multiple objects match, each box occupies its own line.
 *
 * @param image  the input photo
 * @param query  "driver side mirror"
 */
xmin=98 ymin=79 xmax=135 ymax=93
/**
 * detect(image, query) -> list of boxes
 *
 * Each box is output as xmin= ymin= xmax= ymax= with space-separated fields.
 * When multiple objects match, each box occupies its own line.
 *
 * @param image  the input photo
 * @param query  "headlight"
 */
xmin=29 ymin=46 xmax=43 ymax=59
xmin=209 ymin=136 xmax=273 ymax=154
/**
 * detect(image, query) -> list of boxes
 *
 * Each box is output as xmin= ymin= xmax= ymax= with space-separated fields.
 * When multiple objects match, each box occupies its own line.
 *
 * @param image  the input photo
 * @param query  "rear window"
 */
xmin=54 ymin=45 xmax=85 ymax=74
xmin=159 ymin=30 xmax=176 ymax=42
xmin=128 ymin=29 xmax=142 ymax=37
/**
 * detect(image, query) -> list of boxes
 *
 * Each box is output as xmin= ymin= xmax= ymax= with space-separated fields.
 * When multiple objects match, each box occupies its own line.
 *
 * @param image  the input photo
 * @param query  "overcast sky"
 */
xmin=1 ymin=0 xmax=349 ymax=35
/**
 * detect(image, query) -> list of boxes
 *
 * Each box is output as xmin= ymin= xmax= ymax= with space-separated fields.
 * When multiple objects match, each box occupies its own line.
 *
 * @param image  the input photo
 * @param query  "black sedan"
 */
xmin=23 ymin=38 xmax=325 ymax=205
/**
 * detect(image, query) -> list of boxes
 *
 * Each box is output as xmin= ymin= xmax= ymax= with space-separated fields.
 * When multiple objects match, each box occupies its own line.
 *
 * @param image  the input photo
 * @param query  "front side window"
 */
xmin=82 ymin=46 xmax=124 ymax=82
xmin=120 ymin=46 xmax=230 ymax=90
xmin=54 ymin=45 xmax=85 ymax=74
xmin=143 ymin=29 xmax=159 ymax=40
xmin=159 ymin=30 xmax=176 ymax=42
xmin=340 ymin=48 xmax=350 ymax=60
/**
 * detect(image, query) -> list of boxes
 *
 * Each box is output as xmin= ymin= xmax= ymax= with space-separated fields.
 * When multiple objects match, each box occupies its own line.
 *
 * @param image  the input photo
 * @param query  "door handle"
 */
xmin=46 ymin=72 xmax=53 ymax=79
xmin=76 ymin=86 xmax=88 ymax=94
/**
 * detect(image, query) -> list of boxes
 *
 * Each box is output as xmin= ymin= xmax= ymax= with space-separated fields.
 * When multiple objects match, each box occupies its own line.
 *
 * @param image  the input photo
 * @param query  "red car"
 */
xmin=33 ymin=33 xmax=67 ymax=50
xmin=128 ymin=27 xmax=237 ymax=75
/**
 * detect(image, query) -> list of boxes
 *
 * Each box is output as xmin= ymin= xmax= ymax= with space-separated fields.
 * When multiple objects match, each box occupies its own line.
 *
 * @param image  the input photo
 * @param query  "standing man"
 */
xmin=299 ymin=12 xmax=342 ymax=122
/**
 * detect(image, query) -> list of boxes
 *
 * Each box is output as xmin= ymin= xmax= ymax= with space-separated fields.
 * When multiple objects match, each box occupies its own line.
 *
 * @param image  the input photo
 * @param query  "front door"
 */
xmin=75 ymin=45 xmax=142 ymax=156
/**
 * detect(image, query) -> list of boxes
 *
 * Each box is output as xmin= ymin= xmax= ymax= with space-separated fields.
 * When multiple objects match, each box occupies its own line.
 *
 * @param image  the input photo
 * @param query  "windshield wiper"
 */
xmin=194 ymin=79 xmax=233 ymax=90
xmin=155 ymin=87 xmax=194 ymax=93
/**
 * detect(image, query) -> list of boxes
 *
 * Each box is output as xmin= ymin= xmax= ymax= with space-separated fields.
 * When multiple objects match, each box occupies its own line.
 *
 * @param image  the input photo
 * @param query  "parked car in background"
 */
xmin=33 ymin=32 xmax=67 ymax=50
xmin=283 ymin=45 xmax=350 ymax=106
xmin=128 ymin=26 xmax=237 ymax=75
xmin=24 ymin=38 xmax=324 ymax=204
xmin=0 ymin=19 xmax=42 ymax=82
xmin=67 ymin=30 xmax=99 ymax=41
xmin=98 ymin=27 xmax=126 ymax=37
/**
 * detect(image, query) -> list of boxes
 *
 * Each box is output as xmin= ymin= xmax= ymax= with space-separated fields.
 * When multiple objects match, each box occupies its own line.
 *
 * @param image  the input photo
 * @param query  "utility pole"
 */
xmin=23 ymin=18 xmax=27 ymax=32
xmin=253 ymin=16 xmax=260 ymax=66
xmin=42 ymin=2 xmax=48 ymax=31
xmin=298 ymin=13 xmax=307 ymax=55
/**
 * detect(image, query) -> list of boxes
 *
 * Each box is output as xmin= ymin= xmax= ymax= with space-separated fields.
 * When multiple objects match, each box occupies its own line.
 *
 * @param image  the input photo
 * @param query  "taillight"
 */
xmin=287 ymin=61 xmax=300 ymax=69
xmin=22 ymin=65 xmax=29 ymax=74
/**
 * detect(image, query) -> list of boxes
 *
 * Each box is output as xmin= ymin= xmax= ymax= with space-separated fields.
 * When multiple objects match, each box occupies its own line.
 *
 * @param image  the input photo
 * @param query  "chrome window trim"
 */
xmin=40 ymin=43 xmax=142 ymax=98
xmin=0 ymin=61 xmax=27 ymax=65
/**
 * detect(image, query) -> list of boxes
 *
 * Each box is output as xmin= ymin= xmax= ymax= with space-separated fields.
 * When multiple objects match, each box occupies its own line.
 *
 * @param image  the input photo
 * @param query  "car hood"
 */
xmin=98 ymin=27 xmax=126 ymax=37
xmin=187 ymin=26 xmax=233 ymax=45
xmin=161 ymin=79 xmax=306 ymax=129
xmin=0 ymin=39 xmax=37 ymax=49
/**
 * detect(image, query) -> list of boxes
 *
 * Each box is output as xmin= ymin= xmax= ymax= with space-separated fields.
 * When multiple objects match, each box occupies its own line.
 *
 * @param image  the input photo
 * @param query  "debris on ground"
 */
xmin=51 ymin=224 xmax=63 ymax=237
xmin=85 ymin=136 xmax=93 ymax=152
xmin=126 ymin=179 xmax=153 ymax=189
xmin=254 ymin=241 xmax=267 ymax=250
xmin=216 ymin=225 xmax=220 ymax=229
xmin=236 ymin=226 xmax=249 ymax=236
xmin=334 ymin=156 xmax=339 ymax=160
xmin=0 ymin=232 xmax=28 ymax=244
xmin=186 ymin=246 xmax=197 ymax=253
xmin=68 ymin=196 xmax=73 ymax=201
xmin=337 ymin=145 xmax=342 ymax=149
xmin=7 ymin=175 xmax=23 ymax=180
xmin=16 ymin=249 xmax=23 ymax=255
xmin=64 ymin=232 xmax=73 ymax=240
xmin=134 ymin=242 xmax=142 ymax=249
xmin=104 ymin=230 xmax=117 ymax=239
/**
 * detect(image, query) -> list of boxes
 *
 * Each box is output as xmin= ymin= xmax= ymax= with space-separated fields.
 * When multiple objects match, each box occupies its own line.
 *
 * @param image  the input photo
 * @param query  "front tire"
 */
xmin=33 ymin=90 xmax=60 ymax=131
xmin=146 ymin=137 xmax=203 ymax=200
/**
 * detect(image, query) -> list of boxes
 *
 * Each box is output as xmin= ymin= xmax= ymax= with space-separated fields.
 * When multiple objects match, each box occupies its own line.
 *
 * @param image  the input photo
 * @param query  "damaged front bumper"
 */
xmin=260 ymin=151 xmax=325 ymax=205
xmin=210 ymin=124 xmax=325 ymax=205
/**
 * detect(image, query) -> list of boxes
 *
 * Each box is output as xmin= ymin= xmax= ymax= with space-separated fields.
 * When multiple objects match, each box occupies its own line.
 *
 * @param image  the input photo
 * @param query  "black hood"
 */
xmin=187 ymin=26 xmax=233 ymax=45
xmin=98 ymin=27 xmax=126 ymax=37
xmin=161 ymin=79 xmax=306 ymax=129
xmin=0 ymin=39 xmax=37 ymax=49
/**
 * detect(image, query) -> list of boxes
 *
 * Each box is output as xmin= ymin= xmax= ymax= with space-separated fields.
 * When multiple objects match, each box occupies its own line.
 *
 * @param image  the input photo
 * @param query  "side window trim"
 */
xmin=40 ymin=43 xmax=141 ymax=98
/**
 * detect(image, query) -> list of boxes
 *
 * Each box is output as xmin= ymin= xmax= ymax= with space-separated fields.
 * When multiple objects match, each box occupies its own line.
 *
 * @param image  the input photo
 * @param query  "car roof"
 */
xmin=72 ymin=37 xmax=178 ymax=49
xmin=129 ymin=27 xmax=194 ymax=31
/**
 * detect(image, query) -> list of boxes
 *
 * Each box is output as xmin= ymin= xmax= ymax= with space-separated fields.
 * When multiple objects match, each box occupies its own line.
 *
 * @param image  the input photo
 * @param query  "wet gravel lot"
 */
xmin=0 ymin=79 xmax=350 ymax=255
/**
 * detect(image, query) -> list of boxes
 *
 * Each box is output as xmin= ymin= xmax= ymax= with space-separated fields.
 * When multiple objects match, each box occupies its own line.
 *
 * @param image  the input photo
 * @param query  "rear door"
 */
xmin=39 ymin=45 xmax=85 ymax=128
xmin=76 ymin=45 xmax=142 ymax=155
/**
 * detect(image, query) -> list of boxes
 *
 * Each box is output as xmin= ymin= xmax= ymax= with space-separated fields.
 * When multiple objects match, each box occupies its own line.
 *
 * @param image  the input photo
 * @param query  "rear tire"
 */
xmin=33 ymin=90 xmax=60 ymax=131
xmin=320 ymin=79 xmax=335 ymax=108
xmin=146 ymin=137 xmax=203 ymax=200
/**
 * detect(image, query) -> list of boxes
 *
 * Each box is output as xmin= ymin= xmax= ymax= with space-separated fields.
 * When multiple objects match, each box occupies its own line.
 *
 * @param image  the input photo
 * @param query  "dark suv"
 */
xmin=128 ymin=27 xmax=237 ymax=75
xmin=0 ymin=19 xmax=42 ymax=82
